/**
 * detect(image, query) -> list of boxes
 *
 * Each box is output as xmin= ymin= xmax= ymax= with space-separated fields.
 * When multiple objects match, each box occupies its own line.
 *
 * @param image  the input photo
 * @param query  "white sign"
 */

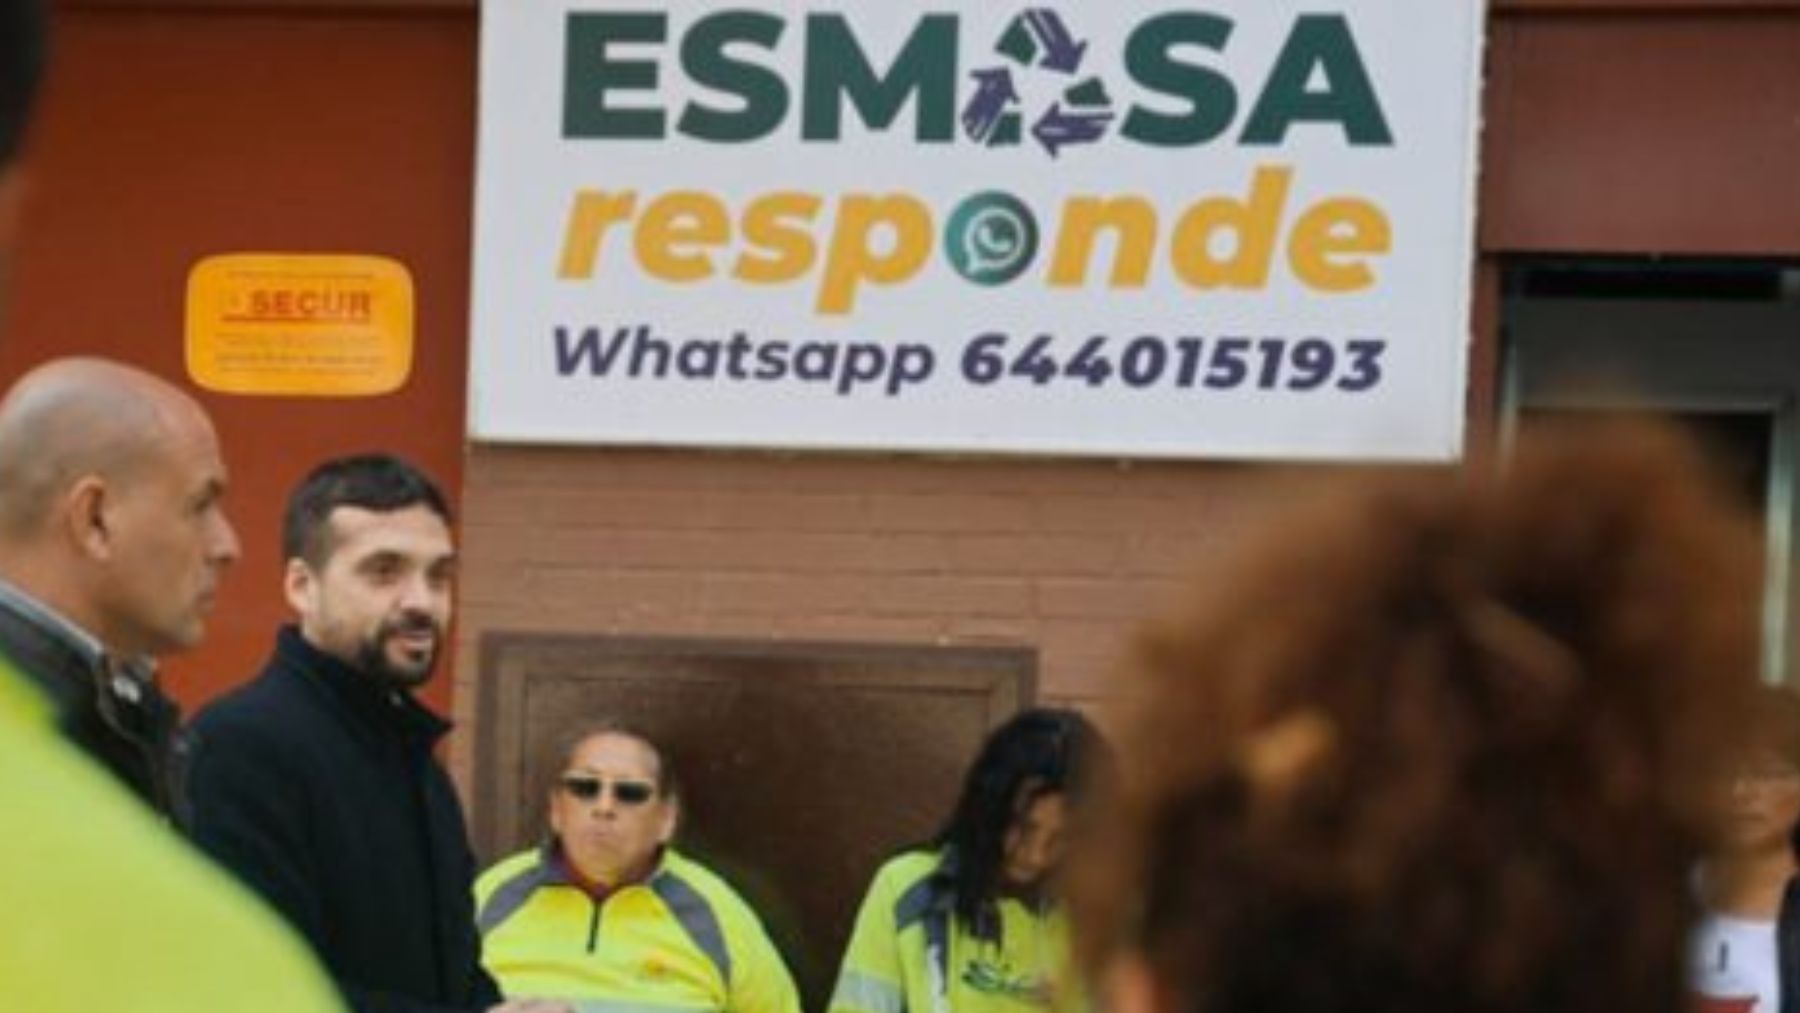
xmin=471 ymin=2 xmax=1486 ymax=461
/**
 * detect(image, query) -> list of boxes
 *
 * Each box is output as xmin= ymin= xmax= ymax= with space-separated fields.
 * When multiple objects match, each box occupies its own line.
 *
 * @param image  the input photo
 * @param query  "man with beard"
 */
xmin=187 ymin=453 xmax=566 ymax=1013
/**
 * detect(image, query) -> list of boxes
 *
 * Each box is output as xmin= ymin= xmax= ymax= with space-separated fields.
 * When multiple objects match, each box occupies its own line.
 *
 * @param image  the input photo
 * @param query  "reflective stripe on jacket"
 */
xmin=828 ymin=849 xmax=1076 ymax=1013
xmin=476 ymin=845 xmax=801 ymax=1013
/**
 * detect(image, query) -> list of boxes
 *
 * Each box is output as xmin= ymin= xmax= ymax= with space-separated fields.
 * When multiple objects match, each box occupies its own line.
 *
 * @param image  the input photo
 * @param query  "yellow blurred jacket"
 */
xmin=0 ymin=657 xmax=343 ymax=1011
xmin=476 ymin=845 xmax=801 ymax=1013
xmin=828 ymin=849 xmax=1076 ymax=1013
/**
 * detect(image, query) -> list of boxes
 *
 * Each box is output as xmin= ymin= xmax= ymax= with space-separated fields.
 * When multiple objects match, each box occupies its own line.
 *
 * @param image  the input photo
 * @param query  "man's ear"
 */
xmin=282 ymin=557 xmax=316 ymax=615
xmin=658 ymin=796 xmax=680 ymax=845
xmin=548 ymin=788 xmax=567 ymax=838
xmin=63 ymin=475 xmax=112 ymax=561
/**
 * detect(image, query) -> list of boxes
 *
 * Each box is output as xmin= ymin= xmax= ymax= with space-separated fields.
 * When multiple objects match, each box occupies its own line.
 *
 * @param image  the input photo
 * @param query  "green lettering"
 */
xmin=563 ymin=12 xmax=667 ymax=139
xmin=801 ymin=14 xmax=956 ymax=142
xmin=1241 ymin=15 xmax=1392 ymax=146
xmin=1121 ymin=13 xmax=1238 ymax=147
xmin=677 ymin=11 xmax=788 ymax=142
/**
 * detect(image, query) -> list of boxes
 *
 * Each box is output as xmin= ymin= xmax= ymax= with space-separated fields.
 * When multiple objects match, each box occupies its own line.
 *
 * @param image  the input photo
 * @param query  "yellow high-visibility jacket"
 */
xmin=0 ymin=657 xmax=343 ymax=1012
xmin=829 ymin=849 xmax=1076 ymax=1013
xmin=475 ymin=845 xmax=801 ymax=1013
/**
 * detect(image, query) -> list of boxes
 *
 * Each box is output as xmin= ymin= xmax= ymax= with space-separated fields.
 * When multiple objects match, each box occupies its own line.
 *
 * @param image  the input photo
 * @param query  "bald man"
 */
xmin=0 ymin=355 xmax=241 ymax=814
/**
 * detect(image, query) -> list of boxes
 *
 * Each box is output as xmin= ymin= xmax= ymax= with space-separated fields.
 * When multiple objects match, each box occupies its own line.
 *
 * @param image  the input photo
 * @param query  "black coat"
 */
xmin=0 ymin=588 xmax=185 ymax=818
xmin=1781 ymin=878 xmax=1800 ymax=1013
xmin=187 ymin=625 xmax=502 ymax=1013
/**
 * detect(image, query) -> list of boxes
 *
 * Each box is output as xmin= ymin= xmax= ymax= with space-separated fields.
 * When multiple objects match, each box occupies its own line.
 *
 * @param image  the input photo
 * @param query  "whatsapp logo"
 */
xmin=945 ymin=192 xmax=1039 ymax=286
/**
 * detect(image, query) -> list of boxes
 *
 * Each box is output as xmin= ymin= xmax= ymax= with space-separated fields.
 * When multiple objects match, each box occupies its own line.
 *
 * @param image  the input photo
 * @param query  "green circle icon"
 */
xmin=944 ymin=192 xmax=1039 ymax=286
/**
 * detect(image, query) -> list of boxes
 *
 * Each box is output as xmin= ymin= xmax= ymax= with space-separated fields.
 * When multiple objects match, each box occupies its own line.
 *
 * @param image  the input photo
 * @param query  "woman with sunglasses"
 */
xmin=474 ymin=719 xmax=801 ymax=1013
xmin=829 ymin=707 xmax=1106 ymax=1013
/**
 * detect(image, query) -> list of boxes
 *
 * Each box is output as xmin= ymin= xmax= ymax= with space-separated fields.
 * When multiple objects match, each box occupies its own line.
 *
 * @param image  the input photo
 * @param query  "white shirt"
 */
xmin=1690 ymin=910 xmax=1780 ymax=1013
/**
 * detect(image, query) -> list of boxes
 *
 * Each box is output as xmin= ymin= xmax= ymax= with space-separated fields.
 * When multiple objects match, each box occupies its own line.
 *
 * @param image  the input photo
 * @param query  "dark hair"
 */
xmin=281 ymin=453 xmax=451 ymax=566
xmin=1073 ymin=421 xmax=1763 ymax=1013
xmin=932 ymin=706 xmax=1104 ymax=934
xmin=0 ymin=0 xmax=47 ymax=166
xmin=554 ymin=718 xmax=677 ymax=798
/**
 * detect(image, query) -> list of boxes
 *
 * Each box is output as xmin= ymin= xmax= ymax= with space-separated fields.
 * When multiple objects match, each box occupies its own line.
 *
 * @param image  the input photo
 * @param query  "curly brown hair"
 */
xmin=1073 ymin=421 xmax=1764 ymax=1013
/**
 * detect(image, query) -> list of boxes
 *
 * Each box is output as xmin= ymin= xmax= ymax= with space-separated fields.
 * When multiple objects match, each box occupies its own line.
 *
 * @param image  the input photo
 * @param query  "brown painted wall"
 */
xmin=1481 ymin=9 xmax=1800 ymax=255
xmin=6 ymin=5 xmax=477 ymax=713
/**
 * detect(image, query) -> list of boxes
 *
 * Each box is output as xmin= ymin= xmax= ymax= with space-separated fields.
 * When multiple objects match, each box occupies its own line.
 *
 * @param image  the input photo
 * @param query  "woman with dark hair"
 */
xmin=829 ymin=707 xmax=1104 ymax=1013
xmin=1691 ymin=685 xmax=1800 ymax=1013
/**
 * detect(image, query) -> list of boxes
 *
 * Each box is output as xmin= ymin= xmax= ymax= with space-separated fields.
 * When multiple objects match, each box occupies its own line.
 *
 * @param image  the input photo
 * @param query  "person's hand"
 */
xmin=487 ymin=1000 xmax=575 ymax=1013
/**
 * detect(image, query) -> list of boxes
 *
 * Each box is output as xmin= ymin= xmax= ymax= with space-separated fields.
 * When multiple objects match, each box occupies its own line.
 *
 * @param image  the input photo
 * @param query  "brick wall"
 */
xmin=447 ymin=445 xmax=1286 ymax=782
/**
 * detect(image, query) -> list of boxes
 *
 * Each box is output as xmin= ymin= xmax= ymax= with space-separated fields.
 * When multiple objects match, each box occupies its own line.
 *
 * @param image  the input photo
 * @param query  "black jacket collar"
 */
xmin=274 ymin=624 xmax=450 ymax=750
xmin=0 ymin=581 xmax=105 ymax=713
xmin=0 ymin=579 xmax=183 ymax=817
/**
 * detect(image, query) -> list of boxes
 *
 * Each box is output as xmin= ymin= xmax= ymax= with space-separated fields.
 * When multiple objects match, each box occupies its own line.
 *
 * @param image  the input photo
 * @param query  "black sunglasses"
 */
xmin=559 ymin=775 xmax=656 ymax=806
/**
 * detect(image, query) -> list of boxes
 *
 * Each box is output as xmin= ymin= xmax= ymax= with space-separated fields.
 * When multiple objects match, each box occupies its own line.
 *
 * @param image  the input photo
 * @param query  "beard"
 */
xmin=354 ymin=610 xmax=442 ymax=689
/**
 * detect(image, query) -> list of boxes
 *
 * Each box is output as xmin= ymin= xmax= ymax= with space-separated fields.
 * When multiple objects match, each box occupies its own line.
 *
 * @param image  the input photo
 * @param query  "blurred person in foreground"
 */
xmin=1690 ymin=685 xmax=1800 ymax=1013
xmin=476 ymin=720 xmax=801 ymax=1013
xmin=1072 ymin=422 xmax=1764 ymax=1013
xmin=830 ymin=707 xmax=1106 ymax=1013
xmin=187 ymin=453 xmax=566 ymax=1013
xmin=0 ymin=1 xmax=341 ymax=1007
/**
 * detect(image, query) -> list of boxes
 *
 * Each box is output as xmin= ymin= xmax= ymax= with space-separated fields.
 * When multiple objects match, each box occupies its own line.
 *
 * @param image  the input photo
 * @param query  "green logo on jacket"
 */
xmin=963 ymin=957 xmax=1052 ymax=1004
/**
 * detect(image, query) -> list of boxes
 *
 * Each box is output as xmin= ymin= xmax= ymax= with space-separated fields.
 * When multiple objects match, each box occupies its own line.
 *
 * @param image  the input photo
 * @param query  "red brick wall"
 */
xmin=448 ymin=447 xmax=1281 ymax=776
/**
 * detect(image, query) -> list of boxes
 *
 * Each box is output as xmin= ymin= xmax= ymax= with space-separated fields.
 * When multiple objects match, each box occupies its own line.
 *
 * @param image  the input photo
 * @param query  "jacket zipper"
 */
xmin=587 ymin=896 xmax=603 ymax=953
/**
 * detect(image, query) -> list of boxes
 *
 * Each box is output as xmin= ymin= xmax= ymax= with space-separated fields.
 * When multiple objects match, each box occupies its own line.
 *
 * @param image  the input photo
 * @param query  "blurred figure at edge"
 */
xmin=1072 ymin=421 xmax=1763 ymax=1013
xmin=1690 ymin=685 xmax=1800 ymax=1013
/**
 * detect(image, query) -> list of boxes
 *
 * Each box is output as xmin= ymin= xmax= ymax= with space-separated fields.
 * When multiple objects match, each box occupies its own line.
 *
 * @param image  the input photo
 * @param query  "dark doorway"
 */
xmin=473 ymin=633 xmax=1035 ymax=1010
xmin=1502 ymin=257 xmax=1800 ymax=683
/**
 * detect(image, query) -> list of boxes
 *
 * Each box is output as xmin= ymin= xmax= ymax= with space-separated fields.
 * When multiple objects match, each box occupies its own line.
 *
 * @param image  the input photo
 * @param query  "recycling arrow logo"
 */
xmin=960 ymin=9 xmax=1116 ymax=158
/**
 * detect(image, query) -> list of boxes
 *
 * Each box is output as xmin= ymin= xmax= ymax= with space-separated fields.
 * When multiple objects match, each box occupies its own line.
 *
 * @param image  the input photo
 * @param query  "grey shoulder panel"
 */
xmin=477 ymin=861 xmax=556 ymax=935
xmin=651 ymin=871 xmax=734 ymax=985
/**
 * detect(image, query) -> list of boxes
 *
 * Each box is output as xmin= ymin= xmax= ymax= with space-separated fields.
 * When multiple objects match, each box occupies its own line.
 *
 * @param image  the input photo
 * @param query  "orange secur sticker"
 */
xmin=185 ymin=254 xmax=414 ymax=396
